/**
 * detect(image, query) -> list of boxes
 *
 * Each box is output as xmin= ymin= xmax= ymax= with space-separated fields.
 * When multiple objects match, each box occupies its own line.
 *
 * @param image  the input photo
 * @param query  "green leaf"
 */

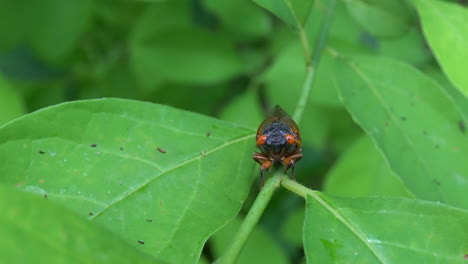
xmin=211 ymin=217 xmax=289 ymax=264
xmin=414 ymin=0 xmax=468 ymax=97
xmin=0 ymin=185 xmax=159 ymax=263
xmin=148 ymin=83 xmax=229 ymax=116
xmin=204 ymin=0 xmax=272 ymax=41
xmin=304 ymin=193 xmax=468 ymax=263
xmin=324 ymin=136 xmax=414 ymax=198
xmin=30 ymin=0 xmax=92 ymax=62
xmin=131 ymin=28 xmax=243 ymax=86
xmin=335 ymin=56 xmax=468 ymax=209
xmin=251 ymin=0 xmax=313 ymax=28
xmin=307 ymin=1 xmax=374 ymax=55
xmin=344 ymin=0 xmax=413 ymax=38
xmin=378 ymin=28 xmax=431 ymax=67
xmin=130 ymin=3 xmax=244 ymax=87
xmin=219 ymin=89 xmax=264 ymax=129
xmin=0 ymin=99 xmax=256 ymax=263
xmin=424 ymin=67 xmax=468 ymax=118
xmin=0 ymin=0 xmax=41 ymax=50
xmin=0 ymin=75 xmax=25 ymax=126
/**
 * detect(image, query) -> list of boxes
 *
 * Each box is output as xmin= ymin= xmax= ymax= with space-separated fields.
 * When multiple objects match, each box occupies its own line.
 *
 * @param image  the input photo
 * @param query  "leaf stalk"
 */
xmin=216 ymin=174 xmax=281 ymax=264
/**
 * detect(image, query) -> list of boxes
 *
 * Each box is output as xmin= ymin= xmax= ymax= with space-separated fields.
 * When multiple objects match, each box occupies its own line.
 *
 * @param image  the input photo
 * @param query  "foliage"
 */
xmin=0 ymin=0 xmax=467 ymax=263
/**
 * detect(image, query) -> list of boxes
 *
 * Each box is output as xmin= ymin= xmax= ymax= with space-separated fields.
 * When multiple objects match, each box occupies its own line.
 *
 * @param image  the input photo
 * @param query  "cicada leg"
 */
xmin=253 ymin=152 xmax=273 ymax=188
xmin=282 ymin=149 xmax=303 ymax=181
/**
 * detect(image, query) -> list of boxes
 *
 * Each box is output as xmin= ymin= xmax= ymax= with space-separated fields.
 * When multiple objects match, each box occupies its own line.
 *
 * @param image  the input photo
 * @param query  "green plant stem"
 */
xmin=298 ymin=26 xmax=312 ymax=66
xmin=293 ymin=0 xmax=337 ymax=124
xmin=216 ymin=174 xmax=281 ymax=264
xmin=283 ymin=0 xmax=311 ymax=65
xmin=279 ymin=174 xmax=315 ymax=198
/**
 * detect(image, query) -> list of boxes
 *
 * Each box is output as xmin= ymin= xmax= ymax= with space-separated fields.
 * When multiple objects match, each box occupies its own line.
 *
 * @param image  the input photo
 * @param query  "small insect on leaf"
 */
xmin=39 ymin=150 xmax=45 ymax=154
xmin=459 ymin=120 xmax=466 ymax=133
xmin=138 ymin=240 xmax=145 ymax=245
xmin=253 ymin=105 xmax=303 ymax=188
xmin=90 ymin=144 xmax=97 ymax=147
xmin=157 ymin=147 xmax=167 ymax=153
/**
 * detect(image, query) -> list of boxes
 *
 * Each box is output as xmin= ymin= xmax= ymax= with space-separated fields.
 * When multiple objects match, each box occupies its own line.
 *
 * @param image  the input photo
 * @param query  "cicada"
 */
xmin=253 ymin=105 xmax=302 ymax=187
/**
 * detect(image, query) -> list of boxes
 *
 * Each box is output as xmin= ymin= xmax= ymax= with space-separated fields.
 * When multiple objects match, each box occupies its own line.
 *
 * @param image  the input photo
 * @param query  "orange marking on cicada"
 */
xmin=285 ymin=134 xmax=295 ymax=144
xmin=257 ymin=135 xmax=267 ymax=146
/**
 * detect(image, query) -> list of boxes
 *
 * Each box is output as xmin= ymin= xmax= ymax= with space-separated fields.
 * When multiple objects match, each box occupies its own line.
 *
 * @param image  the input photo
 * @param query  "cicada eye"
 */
xmin=257 ymin=135 xmax=268 ymax=145
xmin=285 ymin=134 xmax=295 ymax=144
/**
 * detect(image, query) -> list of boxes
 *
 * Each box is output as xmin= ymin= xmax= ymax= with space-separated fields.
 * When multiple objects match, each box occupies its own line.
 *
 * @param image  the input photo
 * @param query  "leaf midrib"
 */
xmin=344 ymin=60 xmax=444 ymax=201
xmin=91 ymin=132 xmax=256 ymax=218
xmin=307 ymin=192 xmax=388 ymax=263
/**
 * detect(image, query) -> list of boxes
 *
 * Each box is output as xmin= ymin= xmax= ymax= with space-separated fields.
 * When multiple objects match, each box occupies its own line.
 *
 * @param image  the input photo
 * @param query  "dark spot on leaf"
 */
xmin=157 ymin=147 xmax=166 ymax=153
xmin=138 ymin=240 xmax=145 ymax=245
xmin=464 ymin=254 xmax=468 ymax=259
xmin=206 ymin=131 xmax=211 ymax=137
xmin=423 ymin=130 xmax=428 ymax=135
xmin=39 ymin=150 xmax=45 ymax=154
xmin=159 ymin=201 xmax=163 ymax=206
xmin=90 ymin=144 xmax=97 ymax=147
xmin=401 ymin=116 xmax=407 ymax=121
xmin=120 ymin=147 xmax=124 ymax=151
xmin=459 ymin=120 xmax=465 ymax=133
xmin=89 ymin=212 xmax=94 ymax=216
xmin=146 ymin=219 xmax=153 ymax=222
xmin=432 ymin=179 xmax=441 ymax=186
xmin=435 ymin=144 xmax=440 ymax=149
xmin=384 ymin=122 xmax=389 ymax=127
xmin=44 ymin=194 xmax=48 ymax=199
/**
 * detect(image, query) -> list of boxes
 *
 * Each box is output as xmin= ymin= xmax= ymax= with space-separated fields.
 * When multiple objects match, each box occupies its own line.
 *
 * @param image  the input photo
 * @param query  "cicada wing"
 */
xmin=256 ymin=105 xmax=301 ymax=141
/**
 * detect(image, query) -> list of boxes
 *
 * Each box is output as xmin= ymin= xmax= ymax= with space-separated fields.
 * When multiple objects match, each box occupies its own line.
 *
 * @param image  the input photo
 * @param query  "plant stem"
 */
xmin=293 ymin=0 xmax=337 ymax=124
xmin=279 ymin=174 xmax=315 ymax=198
xmin=216 ymin=174 xmax=281 ymax=264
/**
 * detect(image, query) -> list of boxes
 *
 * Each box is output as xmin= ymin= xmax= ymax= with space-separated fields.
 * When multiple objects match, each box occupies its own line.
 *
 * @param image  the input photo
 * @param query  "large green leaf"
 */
xmin=414 ymin=0 xmax=468 ymax=97
xmin=324 ymin=136 xmax=414 ymax=198
xmin=0 ymin=99 xmax=256 ymax=263
xmin=304 ymin=193 xmax=468 ymax=263
xmin=378 ymin=28 xmax=431 ymax=67
xmin=335 ymin=56 xmax=468 ymax=209
xmin=344 ymin=0 xmax=413 ymax=38
xmin=0 ymin=185 xmax=159 ymax=263
xmin=250 ymin=0 xmax=313 ymax=28
xmin=425 ymin=67 xmax=468 ymax=118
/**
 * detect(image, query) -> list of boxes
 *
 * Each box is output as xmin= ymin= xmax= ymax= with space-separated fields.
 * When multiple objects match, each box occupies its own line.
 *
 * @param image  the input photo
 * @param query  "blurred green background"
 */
xmin=1 ymin=0 xmax=464 ymax=262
